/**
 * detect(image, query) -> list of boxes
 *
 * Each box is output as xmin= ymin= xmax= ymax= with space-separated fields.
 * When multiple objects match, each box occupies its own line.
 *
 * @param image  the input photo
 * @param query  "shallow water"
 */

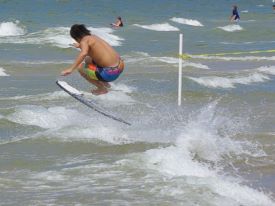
xmin=1 ymin=0 xmax=275 ymax=205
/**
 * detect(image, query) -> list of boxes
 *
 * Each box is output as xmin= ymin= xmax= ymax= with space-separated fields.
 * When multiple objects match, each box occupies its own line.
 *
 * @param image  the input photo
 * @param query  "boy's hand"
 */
xmin=61 ymin=68 xmax=73 ymax=76
xmin=73 ymin=42 xmax=80 ymax=48
xmin=69 ymin=43 xmax=80 ymax=48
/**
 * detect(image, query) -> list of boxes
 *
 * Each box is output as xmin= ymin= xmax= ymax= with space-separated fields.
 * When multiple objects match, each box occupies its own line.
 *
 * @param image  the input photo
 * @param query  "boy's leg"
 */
xmin=102 ymin=81 xmax=111 ymax=88
xmin=78 ymin=67 xmax=108 ymax=95
xmin=84 ymin=57 xmax=111 ymax=88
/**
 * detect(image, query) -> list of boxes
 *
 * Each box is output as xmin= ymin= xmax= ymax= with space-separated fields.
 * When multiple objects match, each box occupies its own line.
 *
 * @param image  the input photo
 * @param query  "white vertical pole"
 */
xmin=178 ymin=33 xmax=183 ymax=106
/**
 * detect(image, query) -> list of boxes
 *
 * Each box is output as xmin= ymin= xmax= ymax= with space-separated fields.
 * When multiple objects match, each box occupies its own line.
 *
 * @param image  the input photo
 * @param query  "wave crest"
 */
xmin=0 ymin=26 xmax=123 ymax=48
xmin=218 ymin=24 xmax=243 ymax=32
xmin=133 ymin=23 xmax=179 ymax=31
xmin=170 ymin=17 xmax=203 ymax=27
xmin=0 ymin=67 xmax=9 ymax=76
xmin=0 ymin=20 xmax=26 ymax=37
xmin=188 ymin=66 xmax=275 ymax=88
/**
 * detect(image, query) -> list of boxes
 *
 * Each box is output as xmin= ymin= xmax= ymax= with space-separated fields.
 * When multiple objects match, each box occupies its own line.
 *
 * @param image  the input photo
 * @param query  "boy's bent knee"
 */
xmin=84 ymin=56 xmax=92 ymax=64
xmin=78 ymin=67 xmax=86 ymax=77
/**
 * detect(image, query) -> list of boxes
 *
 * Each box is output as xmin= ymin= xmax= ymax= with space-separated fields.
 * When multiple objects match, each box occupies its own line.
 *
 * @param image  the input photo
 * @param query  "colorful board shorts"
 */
xmin=81 ymin=61 xmax=122 ymax=82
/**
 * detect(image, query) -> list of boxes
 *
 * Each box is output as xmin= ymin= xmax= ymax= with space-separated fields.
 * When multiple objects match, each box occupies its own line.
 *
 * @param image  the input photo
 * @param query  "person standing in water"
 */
xmin=61 ymin=24 xmax=124 ymax=95
xmin=230 ymin=5 xmax=240 ymax=22
xmin=111 ymin=16 xmax=124 ymax=28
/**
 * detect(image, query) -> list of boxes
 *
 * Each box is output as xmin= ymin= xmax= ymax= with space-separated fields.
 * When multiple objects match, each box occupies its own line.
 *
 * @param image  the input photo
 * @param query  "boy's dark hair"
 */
xmin=70 ymin=24 xmax=91 ymax=40
xmin=117 ymin=17 xmax=123 ymax=27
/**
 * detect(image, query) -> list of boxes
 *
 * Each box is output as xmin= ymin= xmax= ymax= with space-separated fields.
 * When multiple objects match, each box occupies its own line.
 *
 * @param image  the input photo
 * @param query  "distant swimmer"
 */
xmin=230 ymin=5 xmax=240 ymax=22
xmin=61 ymin=24 xmax=124 ymax=95
xmin=111 ymin=16 xmax=124 ymax=28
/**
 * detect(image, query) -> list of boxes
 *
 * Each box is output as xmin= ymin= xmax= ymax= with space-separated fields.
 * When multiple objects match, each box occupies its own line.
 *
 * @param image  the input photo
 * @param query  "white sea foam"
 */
xmin=218 ymin=24 xmax=243 ymax=32
xmin=132 ymin=51 xmax=150 ymax=57
xmin=110 ymin=83 xmax=137 ymax=93
xmin=241 ymin=10 xmax=249 ymax=13
xmin=50 ymin=125 xmax=131 ymax=144
xmin=133 ymin=23 xmax=179 ymax=31
xmin=85 ymin=88 xmax=136 ymax=107
xmin=188 ymin=66 xmax=275 ymax=88
xmin=1 ymin=83 xmax=136 ymax=107
xmin=142 ymin=101 xmax=273 ymax=205
xmin=0 ymin=91 xmax=68 ymax=101
xmin=6 ymin=106 xmax=86 ymax=129
xmin=144 ymin=101 xmax=257 ymax=172
xmin=81 ymin=82 xmax=136 ymax=107
xmin=155 ymin=57 xmax=210 ymax=69
xmin=90 ymin=27 xmax=124 ymax=46
xmin=170 ymin=17 xmax=204 ymax=27
xmin=125 ymin=52 xmax=210 ymax=69
xmin=190 ymin=55 xmax=275 ymax=61
xmin=44 ymin=26 xmax=123 ymax=47
xmin=145 ymin=145 xmax=215 ymax=177
xmin=5 ymin=104 xmax=132 ymax=144
xmin=32 ymin=171 xmax=66 ymax=182
xmin=0 ymin=21 xmax=25 ymax=37
xmin=208 ymin=179 xmax=275 ymax=206
xmin=220 ymin=41 xmax=253 ymax=45
xmin=257 ymin=66 xmax=275 ymax=75
xmin=42 ymin=27 xmax=72 ymax=48
xmin=156 ymin=56 xmax=210 ymax=69
xmin=5 ymin=86 xmax=135 ymax=142
xmin=157 ymin=56 xmax=210 ymax=69
xmin=188 ymin=73 xmax=269 ymax=88
xmin=156 ymin=57 xmax=178 ymax=64
xmin=10 ymin=60 xmax=72 ymax=65
xmin=123 ymin=52 xmax=151 ymax=64
xmin=183 ymin=62 xmax=210 ymax=69
xmin=0 ymin=67 xmax=9 ymax=76
xmin=0 ymin=26 xmax=123 ymax=48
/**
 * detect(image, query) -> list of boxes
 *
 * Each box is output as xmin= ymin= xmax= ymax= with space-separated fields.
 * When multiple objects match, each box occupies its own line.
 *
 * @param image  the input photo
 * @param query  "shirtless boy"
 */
xmin=61 ymin=24 xmax=124 ymax=95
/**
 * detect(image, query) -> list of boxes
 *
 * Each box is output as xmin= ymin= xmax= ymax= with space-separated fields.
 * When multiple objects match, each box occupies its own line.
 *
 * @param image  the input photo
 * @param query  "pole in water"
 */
xmin=178 ymin=33 xmax=183 ymax=106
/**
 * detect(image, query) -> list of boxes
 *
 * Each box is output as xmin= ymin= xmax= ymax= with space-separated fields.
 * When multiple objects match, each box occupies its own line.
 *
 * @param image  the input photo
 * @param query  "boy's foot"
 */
xmin=91 ymin=88 xmax=108 ymax=95
xmin=103 ymin=82 xmax=111 ymax=88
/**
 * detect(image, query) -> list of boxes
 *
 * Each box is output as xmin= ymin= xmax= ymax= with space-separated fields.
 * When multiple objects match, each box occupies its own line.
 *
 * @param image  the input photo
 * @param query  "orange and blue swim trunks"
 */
xmin=81 ymin=60 xmax=123 ymax=82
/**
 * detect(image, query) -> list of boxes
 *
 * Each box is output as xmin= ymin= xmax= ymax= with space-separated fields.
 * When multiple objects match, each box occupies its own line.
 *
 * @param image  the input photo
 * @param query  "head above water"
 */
xmin=70 ymin=24 xmax=91 ymax=42
xmin=233 ymin=5 xmax=238 ymax=10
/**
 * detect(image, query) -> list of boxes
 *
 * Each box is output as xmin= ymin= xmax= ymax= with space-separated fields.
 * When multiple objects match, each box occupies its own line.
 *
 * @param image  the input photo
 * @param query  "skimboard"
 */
xmin=56 ymin=80 xmax=131 ymax=126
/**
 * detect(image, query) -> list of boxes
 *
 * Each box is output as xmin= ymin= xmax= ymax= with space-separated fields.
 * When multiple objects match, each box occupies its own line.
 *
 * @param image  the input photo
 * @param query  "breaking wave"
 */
xmin=188 ymin=66 xmax=275 ymax=88
xmin=218 ymin=24 xmax=243 ymax=32
xmin=0 ymin=20 xmax=26 ymax=37
xmin=133 ymin=23 xmax=179 ymax=31
xmin=170 ymin=17 xmax=204 ymax=27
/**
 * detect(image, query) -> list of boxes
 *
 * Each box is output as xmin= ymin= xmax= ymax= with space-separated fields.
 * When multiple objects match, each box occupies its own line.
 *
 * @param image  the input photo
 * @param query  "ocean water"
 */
xmin=0 ymin=0 xmax=275 ymax=205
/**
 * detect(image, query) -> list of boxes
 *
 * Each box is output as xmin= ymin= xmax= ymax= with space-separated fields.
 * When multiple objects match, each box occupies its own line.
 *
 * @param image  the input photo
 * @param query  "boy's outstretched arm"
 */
xmin=61 ymin=42 xmax=89 ymax=76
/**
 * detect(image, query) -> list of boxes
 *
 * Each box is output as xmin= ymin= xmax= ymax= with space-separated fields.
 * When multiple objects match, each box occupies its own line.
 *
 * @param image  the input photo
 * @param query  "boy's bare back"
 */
xmin=80 ymin=35 xmax=119 ymax=67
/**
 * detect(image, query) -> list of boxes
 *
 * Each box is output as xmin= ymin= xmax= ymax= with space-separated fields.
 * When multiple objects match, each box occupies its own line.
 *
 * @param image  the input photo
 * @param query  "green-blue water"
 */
xmin=0 ymin=0 xmax=275 ymax=205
